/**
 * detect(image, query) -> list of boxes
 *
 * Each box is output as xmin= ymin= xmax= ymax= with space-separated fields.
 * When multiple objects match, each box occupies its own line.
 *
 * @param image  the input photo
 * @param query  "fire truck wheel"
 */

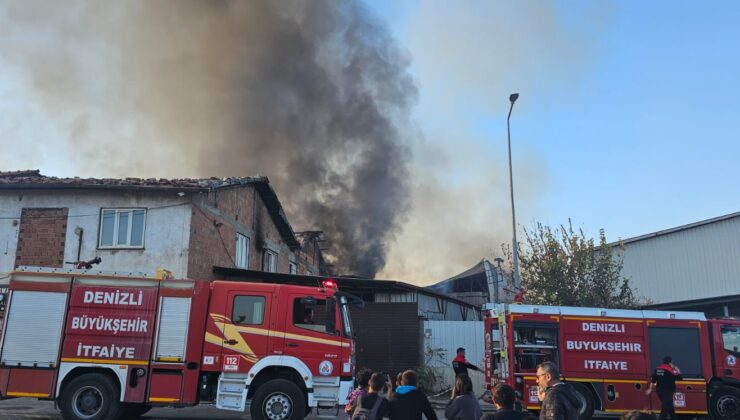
xmin=250 ymin=379 xmax=306 ymax=420
xmin=569 ymin=382 xmax=595 ymax=420
xmin=60 ymin=373 xmax=122 ymax=420
xmin=710 ymin=385 xmax=740 ymax=420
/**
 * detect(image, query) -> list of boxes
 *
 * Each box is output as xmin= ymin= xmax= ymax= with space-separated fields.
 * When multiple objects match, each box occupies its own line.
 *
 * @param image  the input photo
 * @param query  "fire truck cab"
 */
xmin=483 ymin=303 xmax=740 ymax=420
xmin=0 ymin=266 xmax=358 ymax=420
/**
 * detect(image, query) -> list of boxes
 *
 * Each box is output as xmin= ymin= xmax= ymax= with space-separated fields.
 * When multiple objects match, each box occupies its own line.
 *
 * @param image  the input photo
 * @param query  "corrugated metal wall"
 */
xmin=373 ymin=292 xmax=481 ymax=321
xmin=422 ymin=320 xmax=485 ymax=393
xmin=349 ymin=303 xmax=420 ymax=377
xmin=620 ymin=215 xmax=740 ymax=304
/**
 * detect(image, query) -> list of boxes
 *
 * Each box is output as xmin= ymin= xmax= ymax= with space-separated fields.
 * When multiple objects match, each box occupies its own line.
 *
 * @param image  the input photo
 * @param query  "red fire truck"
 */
xmin=483 ymin=303 xmax=740 ymax=419
xmin=0 ymin=266 xmax=360 ymax=420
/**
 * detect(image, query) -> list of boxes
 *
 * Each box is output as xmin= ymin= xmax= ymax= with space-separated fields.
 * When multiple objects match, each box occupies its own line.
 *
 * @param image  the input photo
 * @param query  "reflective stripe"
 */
xmin=149 ymin=397 xmax=179 ymax=402
xmin=61 ymin=357 xmax=148 ymax=366
xmin=6 ymin=392 xmax=49 ymax=398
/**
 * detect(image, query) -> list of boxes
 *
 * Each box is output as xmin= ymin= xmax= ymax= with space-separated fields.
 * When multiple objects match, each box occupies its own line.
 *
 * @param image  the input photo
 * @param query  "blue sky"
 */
xmin=368 ymin=0 xmax=740 ymax=246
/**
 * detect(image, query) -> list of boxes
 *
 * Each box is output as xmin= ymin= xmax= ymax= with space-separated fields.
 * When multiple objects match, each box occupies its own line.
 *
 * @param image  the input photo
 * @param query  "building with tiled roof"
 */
xmin=0 ymin=170 xmax=327 ymax=280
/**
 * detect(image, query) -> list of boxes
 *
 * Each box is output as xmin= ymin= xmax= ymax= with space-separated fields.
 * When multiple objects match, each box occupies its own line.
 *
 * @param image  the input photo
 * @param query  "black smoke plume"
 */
xmin=0 ymin=0 xmax=417 ymax=278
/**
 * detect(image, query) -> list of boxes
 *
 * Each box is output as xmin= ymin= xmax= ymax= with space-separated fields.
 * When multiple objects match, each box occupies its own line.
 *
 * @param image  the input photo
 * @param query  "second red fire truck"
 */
xmin=0 ymin=266 xmax=360 ymax=420
xmin=483 ymin=303 xmax=740 ymax=420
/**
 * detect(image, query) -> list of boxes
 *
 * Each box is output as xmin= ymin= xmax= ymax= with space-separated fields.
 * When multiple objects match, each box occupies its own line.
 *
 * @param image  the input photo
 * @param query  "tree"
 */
xmin=508 ymin=220 xmax=641 ymax=308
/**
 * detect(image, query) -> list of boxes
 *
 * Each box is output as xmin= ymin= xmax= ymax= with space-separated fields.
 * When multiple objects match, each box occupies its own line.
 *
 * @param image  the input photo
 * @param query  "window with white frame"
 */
xmin=99 ymin=209 xmax=146 ymax=248
xmin=236 ymin=234 xmax=250 ymax=269
xmin=263 ymin=250 xmax=277 ymax=273
xmin=289 ymin=262 xmax=297 ymax=274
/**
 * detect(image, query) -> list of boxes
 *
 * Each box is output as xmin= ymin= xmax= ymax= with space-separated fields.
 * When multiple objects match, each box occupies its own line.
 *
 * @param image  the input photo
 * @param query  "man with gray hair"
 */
xmin=535 ymin=362 xmax=581 ymax=420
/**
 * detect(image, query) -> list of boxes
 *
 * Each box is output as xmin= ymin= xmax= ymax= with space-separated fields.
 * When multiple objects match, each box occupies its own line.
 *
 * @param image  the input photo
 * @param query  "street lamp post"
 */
xmin=507 ymin=93 xmax=521 ymax=289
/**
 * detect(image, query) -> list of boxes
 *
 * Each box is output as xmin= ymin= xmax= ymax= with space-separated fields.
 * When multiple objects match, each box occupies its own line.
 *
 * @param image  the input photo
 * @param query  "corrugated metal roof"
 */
xmin=212 ymin=266 xmax=481 ymax=310
xmin=611 ymin=211 xmax=740 ymax=246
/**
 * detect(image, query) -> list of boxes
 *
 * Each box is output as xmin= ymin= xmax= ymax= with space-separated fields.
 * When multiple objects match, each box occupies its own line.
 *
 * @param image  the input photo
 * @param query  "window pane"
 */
xmin=130 ymin=210 xmax=145 ymax=246
xmin=232 ymin=296 xmax=265 ymax=325
xmin=722 ymin=326 xmax=740 ymax=354
xmin=117 ymin=211 xmax=129 ymax=245
xmin=289 ymin=263 xmax=297 ymax=274
xmin=293 ymin=298 xmax=330 ymax=334
xmin=236 ymin=234 xmax=249 ymax=269
xmin=100 ymin=210 xmax=115 ymax=246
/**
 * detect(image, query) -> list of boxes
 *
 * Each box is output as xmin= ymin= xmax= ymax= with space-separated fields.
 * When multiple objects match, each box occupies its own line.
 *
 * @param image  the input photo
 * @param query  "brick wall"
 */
xmin=16 ymin=208 xmax=68 ymax=267
xmin=187 ymin=205 xmax=237 ymax=280
xmin=187 ymin=185 xmax=304 ymax=279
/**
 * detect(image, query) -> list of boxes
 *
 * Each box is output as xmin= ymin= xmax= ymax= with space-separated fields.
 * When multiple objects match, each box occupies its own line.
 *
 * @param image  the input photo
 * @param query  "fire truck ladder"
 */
xmin=498 ymin=305 xmax=510 ymax=379
xmin=14 ymin=265 xmax=167 ymax=279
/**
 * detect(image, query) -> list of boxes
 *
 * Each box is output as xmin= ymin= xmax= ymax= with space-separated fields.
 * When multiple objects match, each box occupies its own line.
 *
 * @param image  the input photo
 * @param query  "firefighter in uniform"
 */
xmin=646 ymin=356 xmax=682 ymax=420
xmin=452 ymin=347 xmax=481 ymax=377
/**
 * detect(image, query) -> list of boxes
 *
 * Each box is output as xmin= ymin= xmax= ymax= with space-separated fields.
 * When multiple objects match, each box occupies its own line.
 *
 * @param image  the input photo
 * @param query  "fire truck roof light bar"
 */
xmin=322 ymin=279 xmax=338 ymax=289
xmin=482 ymin=303 xmax=707 ymax=321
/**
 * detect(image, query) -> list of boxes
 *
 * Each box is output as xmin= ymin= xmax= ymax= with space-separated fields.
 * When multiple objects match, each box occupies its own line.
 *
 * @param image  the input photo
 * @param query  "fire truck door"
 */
xmin=716 ymin=323 xmax=740 ymax=377
xmin=219 ymin=291 xmax=271 ymax=374
xmin=283 ymin=294 xmax=343 ymax=379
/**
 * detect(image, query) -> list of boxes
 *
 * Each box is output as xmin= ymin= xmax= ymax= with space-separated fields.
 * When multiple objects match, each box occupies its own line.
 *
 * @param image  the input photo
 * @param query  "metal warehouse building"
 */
xmin=616 ymin=211 xmax=740 ymax=316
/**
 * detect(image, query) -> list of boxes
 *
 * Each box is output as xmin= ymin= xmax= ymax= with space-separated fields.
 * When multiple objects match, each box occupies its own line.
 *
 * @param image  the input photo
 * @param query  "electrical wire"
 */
xmin=0 ymin=201 xmax=191 ymax=220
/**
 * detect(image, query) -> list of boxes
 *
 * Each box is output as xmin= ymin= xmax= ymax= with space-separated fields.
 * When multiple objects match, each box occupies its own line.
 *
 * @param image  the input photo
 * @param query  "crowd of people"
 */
xmin=344 ymin=355 xmax=673 ymax=420
xmin=344 ymin=368 xmax=437 ymax=420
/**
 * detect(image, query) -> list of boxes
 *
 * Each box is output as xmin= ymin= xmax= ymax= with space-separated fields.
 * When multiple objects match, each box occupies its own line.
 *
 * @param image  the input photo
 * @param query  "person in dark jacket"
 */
xmin=389 ymin=370 xmax=438 ymax=420
xmin=453 ymin=347 xmax=481 ymax=377
xmin=353 ymin=373 xmax=391 ymax=420
xmin=536 ymin=362 xmax=581 ymax=420
xmin=445 ymin=374 xmax=482 ymax=420
xmin=646 ymin=356 xmax=682 ymax=420
xmin=481 ymin=383 xmax=530 ymax=420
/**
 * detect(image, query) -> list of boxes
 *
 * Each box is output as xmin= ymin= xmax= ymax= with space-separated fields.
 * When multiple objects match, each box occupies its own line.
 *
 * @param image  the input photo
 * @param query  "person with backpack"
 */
xmin=389 ymin=370 xmax=439 ymax=420
xmin=352 ymin=372 xmax=392 ymax=420
xmin=444 ymin=374 xmax=482 ymax=420
xmin=346 ymin=368 xmax=374 ymax=419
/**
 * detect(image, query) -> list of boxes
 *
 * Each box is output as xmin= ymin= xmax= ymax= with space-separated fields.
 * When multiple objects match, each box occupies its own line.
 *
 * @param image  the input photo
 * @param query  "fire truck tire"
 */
xmin=710 ymin=385 xmax=740 ymax=420
xmin=250 ymin=378 xmax=306 ymax=420
xmin=59 ymin=373 xmax=122 ymax=420
xmin=569 ymin=382 xmax=595 ymax=420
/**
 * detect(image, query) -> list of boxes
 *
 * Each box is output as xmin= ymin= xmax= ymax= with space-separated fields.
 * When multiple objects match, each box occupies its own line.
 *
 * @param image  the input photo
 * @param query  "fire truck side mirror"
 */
xmin=325 ymin=297 xmax=337 ymax=334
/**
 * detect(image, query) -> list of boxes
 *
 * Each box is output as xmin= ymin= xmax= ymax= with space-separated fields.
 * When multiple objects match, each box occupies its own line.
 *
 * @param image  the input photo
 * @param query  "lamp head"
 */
xmin=509 ymin=93 xmax=519 ymax=103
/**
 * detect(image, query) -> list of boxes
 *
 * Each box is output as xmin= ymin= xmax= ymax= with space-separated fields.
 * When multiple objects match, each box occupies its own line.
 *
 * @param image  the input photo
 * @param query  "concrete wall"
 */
xmin=0 ymin=189 xmax=192 ymax=279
